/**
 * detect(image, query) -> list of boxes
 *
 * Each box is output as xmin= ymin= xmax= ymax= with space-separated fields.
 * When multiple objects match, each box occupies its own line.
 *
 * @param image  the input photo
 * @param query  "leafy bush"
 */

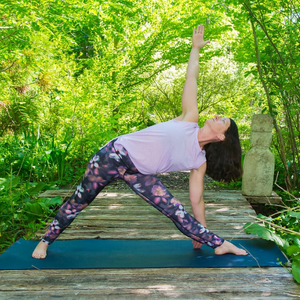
xmin=0 ymin=128 xmax=81 ymax=185
xmin=244 ymin=198 xmax=300 ymax=283
xmin=0 ymin=175 xmax=62 ymax=253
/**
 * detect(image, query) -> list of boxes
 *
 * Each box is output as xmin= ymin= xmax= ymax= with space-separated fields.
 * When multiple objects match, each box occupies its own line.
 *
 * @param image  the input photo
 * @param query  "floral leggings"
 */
xmin=42 ymin=139 xmax=224 ymax=249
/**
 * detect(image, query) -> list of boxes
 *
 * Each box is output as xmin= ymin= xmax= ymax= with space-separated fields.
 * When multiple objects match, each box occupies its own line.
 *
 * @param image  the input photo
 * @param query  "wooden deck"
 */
xmin=0 ymin=189 xmax=299 ymax=299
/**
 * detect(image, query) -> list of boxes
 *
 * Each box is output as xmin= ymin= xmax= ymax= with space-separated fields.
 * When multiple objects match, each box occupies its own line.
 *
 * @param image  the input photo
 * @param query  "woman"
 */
xmin=32 ymin=24 xmax=248 ymax=259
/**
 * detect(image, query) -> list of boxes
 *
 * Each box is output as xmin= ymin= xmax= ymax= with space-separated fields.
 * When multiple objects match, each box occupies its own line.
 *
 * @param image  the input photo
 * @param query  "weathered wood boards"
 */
xmin=0 ymin=189 xmax=299 ymax=299
xmin=0 ymin=268 xmax=299 ymax=300
xmin=34 ymin=189 xmax=258 ymax=241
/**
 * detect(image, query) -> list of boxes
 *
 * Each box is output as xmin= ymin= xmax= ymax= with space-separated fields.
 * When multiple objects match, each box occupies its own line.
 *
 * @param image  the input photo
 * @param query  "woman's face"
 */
xmin=206 ymin=115 xmax=231 ymax=136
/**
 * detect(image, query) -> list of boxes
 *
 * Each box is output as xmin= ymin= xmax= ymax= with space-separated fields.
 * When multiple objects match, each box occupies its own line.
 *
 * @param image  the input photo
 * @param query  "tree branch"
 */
xmin=0 ymin=30 xmax=19 ymax=42
xmin=243 ymin=1 xmax=296 ymax=88
xmin=0 ymin=60 xmax=17 ymax=72
xmin=250 ymin=18 xmax=292 ymax=190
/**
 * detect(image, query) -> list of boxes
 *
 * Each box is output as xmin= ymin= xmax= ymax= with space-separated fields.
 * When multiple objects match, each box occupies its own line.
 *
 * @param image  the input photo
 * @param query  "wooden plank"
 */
xmin=1 ymin=291 xmax=297 ymax=300
xmin=74 ymin=211 xmax=254 ymax=220
xmin=75 ymin=202 xmax=255 ymax=211
xmin=33 ymin=232 xmax=256 ymax=240
xmin=73 ymin=212 xmax=255 ymax=220
xmin=34 ymin=228 xmax=258 ymax=240
xmin=35 ymin=217 xmax=253 ymax=227
xmin=245 ymin=191 xmax=282 ymax=204
xmin=0 ymin=268 xmax=298 ymax=299
xmin=39 ymin=189 xmax=249 ymax=202
xmin=36 ymin=216 xmax=253 ymax=226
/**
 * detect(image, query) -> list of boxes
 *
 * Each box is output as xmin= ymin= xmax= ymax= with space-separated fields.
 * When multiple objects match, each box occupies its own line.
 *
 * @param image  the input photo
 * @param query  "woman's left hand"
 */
xmin=192 ymin=240 xmax=203 ymax=249
xmin=192 ymin=24 xmax=210 ymax=50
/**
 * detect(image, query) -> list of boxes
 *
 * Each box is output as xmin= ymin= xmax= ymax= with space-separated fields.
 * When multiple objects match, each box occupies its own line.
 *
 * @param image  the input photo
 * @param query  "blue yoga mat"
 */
xmin=0 ymin=239 xmax=287 ymax=270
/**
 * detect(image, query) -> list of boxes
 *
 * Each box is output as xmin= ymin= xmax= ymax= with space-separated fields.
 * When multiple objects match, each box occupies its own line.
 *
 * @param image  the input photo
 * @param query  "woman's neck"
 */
xmin=197 ymin=128 xmax=217 ymax=149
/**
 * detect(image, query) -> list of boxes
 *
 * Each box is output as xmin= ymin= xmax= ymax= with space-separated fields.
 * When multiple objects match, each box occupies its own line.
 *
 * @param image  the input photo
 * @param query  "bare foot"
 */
xmin=32 ymin=241 xmax=49 ymax=259
xmin=214 ymin=240 xmax=248 ymax=256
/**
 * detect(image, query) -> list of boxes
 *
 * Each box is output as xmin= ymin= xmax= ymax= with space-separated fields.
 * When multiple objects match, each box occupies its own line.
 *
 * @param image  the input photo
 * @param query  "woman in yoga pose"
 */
xmin=32 ymin=24 xmax=248 ymax=259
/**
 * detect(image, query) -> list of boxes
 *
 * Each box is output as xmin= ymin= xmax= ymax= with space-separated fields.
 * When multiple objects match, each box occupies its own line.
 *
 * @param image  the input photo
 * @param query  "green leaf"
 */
xmin=292 ymin=258 xmax=300 ymax=283
xmin=42 ymin=196 xmax=62 ymax=207
xmin=287 ymin=245 xmax=300 ymax=256
xmin=0 ymin=176 xmax=20 ymax=190
xmin=25 ymin=202 xmax=44 ymax=216
xmin=244 ymin=223 xmax=289 ymax=249
xmin=27 ymin=182 xmax=47 ymax=196
xmin=289 ymin=212 xmax=300 ymax=219
xmin=291 ymin=237 xmax=300 ymax=247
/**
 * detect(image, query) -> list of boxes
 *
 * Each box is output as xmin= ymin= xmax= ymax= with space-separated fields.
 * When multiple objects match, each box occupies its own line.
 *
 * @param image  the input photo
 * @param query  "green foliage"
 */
xmin=0 ymin=175 xmax=62 ymax=253
xmin=1 ymin=0 xmax=257 ymax=181
xmin=142 ymin=54 xmax=261 ymax=124
xmin=0 ymin=127 xmax=79 ymax=184
xmin=244 ymin=222 xmax=289 ymax=249
xmin=244 ymin=207 xmax=300 ymax=283
xmin=224 ymin=0 xmax=300 ymax=190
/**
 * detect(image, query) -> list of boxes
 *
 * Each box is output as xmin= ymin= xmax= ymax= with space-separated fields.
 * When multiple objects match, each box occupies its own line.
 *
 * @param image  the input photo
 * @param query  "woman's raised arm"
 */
xmin=177 ymin=25 xmax=210 ymax=123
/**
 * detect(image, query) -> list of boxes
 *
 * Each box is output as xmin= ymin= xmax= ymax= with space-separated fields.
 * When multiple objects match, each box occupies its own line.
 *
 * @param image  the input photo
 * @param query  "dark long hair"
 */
xmin=203 ymin=119 xmax=242 ymax=183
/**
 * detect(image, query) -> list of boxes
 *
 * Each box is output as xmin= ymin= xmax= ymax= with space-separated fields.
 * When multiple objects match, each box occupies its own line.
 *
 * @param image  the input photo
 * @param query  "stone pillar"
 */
xmin=242 ymin=114 xmax=275 ymax=196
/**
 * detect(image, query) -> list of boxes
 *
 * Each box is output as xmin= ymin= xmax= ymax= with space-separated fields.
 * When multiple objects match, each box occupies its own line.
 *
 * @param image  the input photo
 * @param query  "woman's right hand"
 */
xmin=192 ymin=240 xmax=203 ymax=249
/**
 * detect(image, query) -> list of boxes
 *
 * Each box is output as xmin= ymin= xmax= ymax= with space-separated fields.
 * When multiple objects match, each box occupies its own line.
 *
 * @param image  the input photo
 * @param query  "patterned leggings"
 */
xmin=42 ymin=139 xmax=224 ymax=249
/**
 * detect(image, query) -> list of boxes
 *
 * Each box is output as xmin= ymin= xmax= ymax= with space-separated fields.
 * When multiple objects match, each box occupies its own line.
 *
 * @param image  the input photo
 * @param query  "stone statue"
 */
xmin=242 ymin=114 xmax=275 ymax=196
